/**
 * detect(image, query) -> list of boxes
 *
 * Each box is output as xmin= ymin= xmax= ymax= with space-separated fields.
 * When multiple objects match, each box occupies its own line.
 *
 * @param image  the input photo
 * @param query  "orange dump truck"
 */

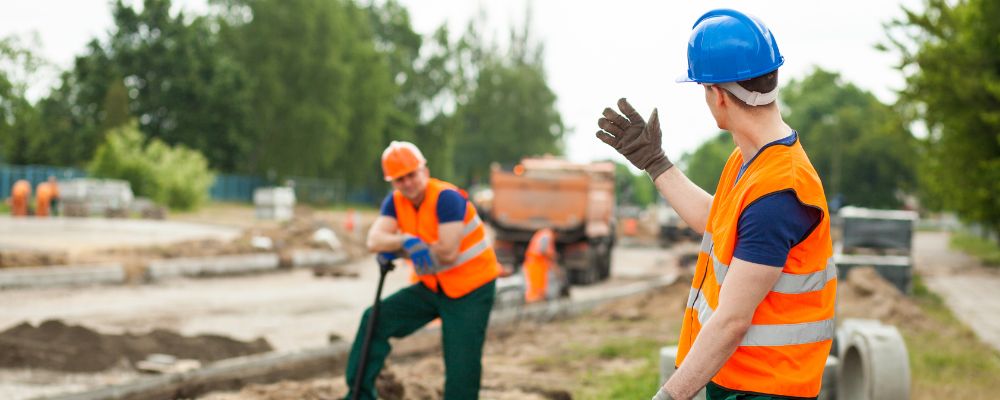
xmin=486 ymin=157 xmax=615 ymax=285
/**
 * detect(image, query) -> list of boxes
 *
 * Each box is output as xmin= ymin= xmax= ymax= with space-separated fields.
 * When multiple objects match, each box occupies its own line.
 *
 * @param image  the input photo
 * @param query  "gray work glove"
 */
xmin=596 ymin=98 xmax=674 ymax=180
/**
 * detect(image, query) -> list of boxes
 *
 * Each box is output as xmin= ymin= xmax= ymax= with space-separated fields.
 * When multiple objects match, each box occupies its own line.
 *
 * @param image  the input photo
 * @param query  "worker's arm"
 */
xmin=431 ymin=221 xmax=463 ymax=265
xmin=366 ymin=216 xmax=408 ymax=252
xmin=660 ymin=258 xmax=782 ymax=400
xmin=653 ymin=168 xmax=713 ymax=234
xmin=596 ymin=99 xmax=711 ymax=232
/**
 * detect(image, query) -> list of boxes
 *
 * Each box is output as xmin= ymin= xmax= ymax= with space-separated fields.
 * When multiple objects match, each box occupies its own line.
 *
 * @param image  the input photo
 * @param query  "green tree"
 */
xmin=782 ymin=68 xmax=917 ymax=208
xmin=0 ymin=35 xmax=48 ymax=164
xmin=107 ymin=0 xmax=253 ymax=171
xmin=885 ymin=0 xmax=1000 ymax=236
xmin=453 ymin=21 xmax=565 ymax=185
xmin=678 ymin=131 xmax=732 ymax=194
xmin=34 ymin=41 xmax=121 ymax=166
xmin=218 ymin=0 xmax=394 ymax=186
xmin=612 ymin=162 xmax=657 ymax=207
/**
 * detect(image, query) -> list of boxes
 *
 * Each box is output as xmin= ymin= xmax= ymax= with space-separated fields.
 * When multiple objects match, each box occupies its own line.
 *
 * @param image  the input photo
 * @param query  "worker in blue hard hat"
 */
xmin=596 ymin=9 xmax=836 ymax=400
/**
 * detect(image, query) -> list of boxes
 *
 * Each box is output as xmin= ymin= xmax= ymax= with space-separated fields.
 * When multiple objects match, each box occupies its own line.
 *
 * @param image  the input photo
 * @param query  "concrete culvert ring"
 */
xmin=837 ymin=321 xmax=911 ymax=400
xmin=839 ymin=339 xmax=871 ymax=400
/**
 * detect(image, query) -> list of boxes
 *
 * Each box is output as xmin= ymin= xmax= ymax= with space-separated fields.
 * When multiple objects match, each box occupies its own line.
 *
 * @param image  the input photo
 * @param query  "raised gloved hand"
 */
xmin=596 ymin=98 xmax=674 ymax=180
xmin=402 ymin=235 xmax=435 ymax=273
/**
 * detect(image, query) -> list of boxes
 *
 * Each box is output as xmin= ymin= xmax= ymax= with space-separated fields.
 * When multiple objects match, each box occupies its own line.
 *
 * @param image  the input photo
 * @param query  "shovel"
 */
xmin=349 ymin=253 xmax=395 ymax=400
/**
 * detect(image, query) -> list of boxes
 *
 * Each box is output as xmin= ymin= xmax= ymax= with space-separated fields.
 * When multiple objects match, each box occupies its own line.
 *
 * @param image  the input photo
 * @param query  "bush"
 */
xmin=89 ymin=122 xmax=214 ymax=210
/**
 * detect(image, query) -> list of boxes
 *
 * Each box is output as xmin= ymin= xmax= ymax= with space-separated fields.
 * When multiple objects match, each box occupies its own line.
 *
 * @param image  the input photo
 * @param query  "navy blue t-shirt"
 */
xmin=380 ymin=189 xmax=467 ymax=223
xmin=732 ymin=132 xmax=823 ymax=267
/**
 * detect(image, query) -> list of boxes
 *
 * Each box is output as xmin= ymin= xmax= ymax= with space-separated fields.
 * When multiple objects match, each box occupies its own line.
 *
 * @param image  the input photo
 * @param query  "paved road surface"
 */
xmin=914 ymin=231 xmax=1000 ymax=351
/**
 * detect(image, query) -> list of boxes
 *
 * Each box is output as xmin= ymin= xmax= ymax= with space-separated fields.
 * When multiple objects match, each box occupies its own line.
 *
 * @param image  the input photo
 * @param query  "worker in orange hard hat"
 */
xmin=9 ymin=180 xmax=31 ymax=217
xmin=344 ymin=140 xmax=501 ymax=400
xmin=523 ymin=228 xmax=563 ymax=303
xmin=34 ymin=176 xmax=60 ymax=217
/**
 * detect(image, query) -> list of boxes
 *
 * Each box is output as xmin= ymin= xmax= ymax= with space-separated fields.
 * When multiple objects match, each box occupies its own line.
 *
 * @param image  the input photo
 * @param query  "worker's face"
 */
xmin=391 ymin=167 xmax=429 ymax=202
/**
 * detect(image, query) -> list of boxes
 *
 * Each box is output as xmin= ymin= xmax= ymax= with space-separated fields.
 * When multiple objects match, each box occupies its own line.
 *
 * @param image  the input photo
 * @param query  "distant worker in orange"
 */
xmin=34 ymin=176 xmax=60 ymax=217
xmin=9 ymin=180 xmax=31 ymax=216
xmin=523 ymin=228 xmax=559 ymax=303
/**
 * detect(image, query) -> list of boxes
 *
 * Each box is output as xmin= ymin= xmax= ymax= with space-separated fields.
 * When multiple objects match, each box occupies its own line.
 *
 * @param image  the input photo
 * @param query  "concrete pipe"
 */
xmin=838 ymin=320 xmax=911 ymax=400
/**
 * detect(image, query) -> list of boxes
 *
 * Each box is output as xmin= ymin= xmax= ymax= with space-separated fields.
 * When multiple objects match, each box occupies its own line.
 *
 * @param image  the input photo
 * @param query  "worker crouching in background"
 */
xmin=344 ymin=141 xmax=501 ymax=400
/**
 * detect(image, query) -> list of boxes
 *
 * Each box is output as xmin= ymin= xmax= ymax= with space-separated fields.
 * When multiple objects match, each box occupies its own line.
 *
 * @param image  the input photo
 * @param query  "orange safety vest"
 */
xmin=676 ymin=137 xmax=836 ymax=398
xmin=394 ymin=178 xmax=501 ymax=298
xmin=35 ymin=182 xmax=54 ymax=217
xmin=524 ymin=228 xmax=556 ymax=302
xmin=11 ymin=180 xmax=31 ymax=216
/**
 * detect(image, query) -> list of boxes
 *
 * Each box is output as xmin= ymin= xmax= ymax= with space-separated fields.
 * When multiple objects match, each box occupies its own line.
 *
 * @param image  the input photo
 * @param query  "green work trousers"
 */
xmin=344 ymin=279 xmax=496 ymax=400
xmin=706 ymin=381 xmax=815 ymax=400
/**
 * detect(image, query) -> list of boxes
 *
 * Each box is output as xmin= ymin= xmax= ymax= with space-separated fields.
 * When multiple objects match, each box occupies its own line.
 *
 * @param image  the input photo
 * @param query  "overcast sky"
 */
xmin=2 ymin=0 xmax=922 ymax=163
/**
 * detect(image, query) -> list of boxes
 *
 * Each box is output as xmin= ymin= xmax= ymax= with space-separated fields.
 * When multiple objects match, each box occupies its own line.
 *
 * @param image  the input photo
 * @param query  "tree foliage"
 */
xmin=453 ymin=21 xmax=564 ymax=185
xmin=885 ymin=0 xmax=1000 ymax=235
xmin=0 ymin=35 xmax=48 ymax=164
xmin=613 ymin=162 xmax=656 ymax=207
xmin=678 ymin=131 xmax=732 ymax=194
xmin=678 ymin=68 xmax=917 ymax=209
xmin=9 ymin=0 xmax=567 ymax=203
xmin=782 ymin=68 xmax=917 ymax=208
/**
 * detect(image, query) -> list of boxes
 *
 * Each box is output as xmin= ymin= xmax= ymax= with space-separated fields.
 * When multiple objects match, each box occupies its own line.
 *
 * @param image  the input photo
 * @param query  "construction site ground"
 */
xmin=1 ymin=202 xmax=998 ymax=399
xmin=0 ymin=203 xmax=692 ymax=399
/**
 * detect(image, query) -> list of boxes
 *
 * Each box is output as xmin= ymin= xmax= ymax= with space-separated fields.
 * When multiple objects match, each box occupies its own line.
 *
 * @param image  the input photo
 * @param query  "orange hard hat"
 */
xmin=381 ymin=141 xmax=426 ymax=181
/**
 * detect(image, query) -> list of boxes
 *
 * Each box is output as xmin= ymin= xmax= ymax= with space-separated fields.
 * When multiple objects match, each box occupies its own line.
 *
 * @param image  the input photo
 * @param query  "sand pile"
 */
xmin=0 ymin=319 xmax=272 ymax=372
xmin=838 ymin=267 xmax=926 ymax=327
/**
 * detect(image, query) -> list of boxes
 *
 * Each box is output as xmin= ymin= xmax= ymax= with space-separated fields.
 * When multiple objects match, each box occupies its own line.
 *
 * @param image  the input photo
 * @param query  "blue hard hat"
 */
xmin=677 ymin=9 xmax=784 ymax=84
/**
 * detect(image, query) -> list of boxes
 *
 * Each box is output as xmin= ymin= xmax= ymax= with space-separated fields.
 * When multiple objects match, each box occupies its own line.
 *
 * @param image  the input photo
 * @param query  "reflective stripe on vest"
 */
xmin=416 ymin=214 xmax=489 ymax=275
xmin=701 ymin=232 xmax=838 ymax=294
xmin=689 ymin=231 xmax=836 ymax=346
xmin=687 ymin=287 xmax=835 ymax=346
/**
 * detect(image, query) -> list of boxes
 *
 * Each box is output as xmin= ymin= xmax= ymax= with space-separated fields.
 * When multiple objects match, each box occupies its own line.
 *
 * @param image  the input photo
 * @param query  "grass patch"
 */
xmin=950 ymin=231 xmax=1000 ymax=267
xmin=905 ymin=275 xmax=1000 ymax=399
xmin=572 ymin=338 xmax=669 ymax=400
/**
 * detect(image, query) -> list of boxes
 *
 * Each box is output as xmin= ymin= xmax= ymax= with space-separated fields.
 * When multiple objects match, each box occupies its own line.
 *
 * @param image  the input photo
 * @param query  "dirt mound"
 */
xmin=592 ymin=273 xmax=692 ymax=322
xmin=0 ymin=319 xmax=272 ymax=372
xmin=838 ymin=267 xmax=926 ymax=327
xmin=0 ymin=250 xmax=69 ymax=268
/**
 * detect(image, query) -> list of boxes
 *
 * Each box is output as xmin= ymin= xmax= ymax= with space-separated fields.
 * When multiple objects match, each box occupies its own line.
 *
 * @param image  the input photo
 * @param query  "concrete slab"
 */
xmin=0 ymin=217 xmax=242 ymax=253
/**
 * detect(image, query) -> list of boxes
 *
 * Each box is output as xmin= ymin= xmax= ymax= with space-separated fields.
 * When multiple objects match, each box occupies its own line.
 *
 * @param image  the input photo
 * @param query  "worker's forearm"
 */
xmin=430 ymin=243 xmax=459 ymax=265
xmin=367 ymin=231 xmax=406 ymax=253
xmin=664 ymin=312 xmax=748 ymax=399
xmin=653 ymin=167 xmax=712 ymax=233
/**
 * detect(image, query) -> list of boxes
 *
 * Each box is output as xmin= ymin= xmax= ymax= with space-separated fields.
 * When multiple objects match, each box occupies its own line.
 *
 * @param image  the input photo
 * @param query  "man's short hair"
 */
xmin=723 ymin=70 xmax=779 ymax=110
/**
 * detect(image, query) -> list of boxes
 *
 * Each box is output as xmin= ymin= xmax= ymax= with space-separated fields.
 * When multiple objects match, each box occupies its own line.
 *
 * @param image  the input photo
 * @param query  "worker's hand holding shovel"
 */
xmin=401 ymin=235 xmax=436 ymax=274
xmin=596 ymin=98 xmax=674 ymax=180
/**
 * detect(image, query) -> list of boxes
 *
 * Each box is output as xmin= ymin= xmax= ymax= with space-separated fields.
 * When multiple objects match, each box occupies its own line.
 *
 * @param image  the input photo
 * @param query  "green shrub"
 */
xmin=88 ymin=122 xmax=214 ymax=210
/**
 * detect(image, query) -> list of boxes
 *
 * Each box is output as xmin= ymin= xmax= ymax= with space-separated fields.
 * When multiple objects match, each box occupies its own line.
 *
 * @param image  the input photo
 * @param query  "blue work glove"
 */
xmin=402 ymin=235 xmax=435 ymax=274
xmin=377 ymin=251 xmax=398 ymax=262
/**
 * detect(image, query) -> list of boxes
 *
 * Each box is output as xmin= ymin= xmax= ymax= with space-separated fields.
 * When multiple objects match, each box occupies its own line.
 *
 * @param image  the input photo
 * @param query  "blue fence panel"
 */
xmin=210 ymin=174 xmax=267 ymax=203
xmin=0 ymin=165 xmax=87 ymax=199
xmin=1 ymin=164 xmax=373 ymax=205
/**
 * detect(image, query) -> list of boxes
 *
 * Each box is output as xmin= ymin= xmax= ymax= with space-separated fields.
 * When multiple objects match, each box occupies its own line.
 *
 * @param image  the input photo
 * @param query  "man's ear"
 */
xmin=712 ymin=85 xmax=728 ymax=110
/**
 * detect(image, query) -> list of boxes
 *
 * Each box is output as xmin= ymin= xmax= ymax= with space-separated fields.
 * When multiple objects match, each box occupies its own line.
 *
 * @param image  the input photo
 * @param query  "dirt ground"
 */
xmin=197 ymin=257 xmax=956 ymax=400
xmin=0 ymin=319 xmax=271 ymax=372
xmin=201 ymin=273 xmax=691 ymax=400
